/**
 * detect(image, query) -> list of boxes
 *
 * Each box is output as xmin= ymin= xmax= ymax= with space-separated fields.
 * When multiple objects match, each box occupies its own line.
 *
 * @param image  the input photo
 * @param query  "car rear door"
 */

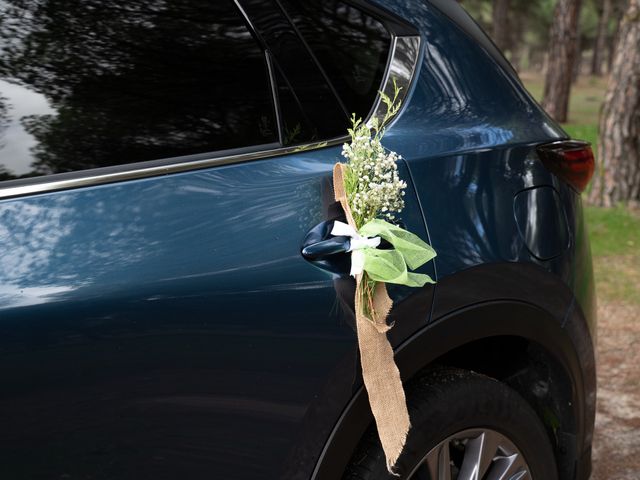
xmin=0 ymin=1 xmax=432 ymax=478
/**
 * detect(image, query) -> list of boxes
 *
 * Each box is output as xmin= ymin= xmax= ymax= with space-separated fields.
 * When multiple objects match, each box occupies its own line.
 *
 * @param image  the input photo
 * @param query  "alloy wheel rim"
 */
xmin=407 ymin=428 xmax=532 ymax=480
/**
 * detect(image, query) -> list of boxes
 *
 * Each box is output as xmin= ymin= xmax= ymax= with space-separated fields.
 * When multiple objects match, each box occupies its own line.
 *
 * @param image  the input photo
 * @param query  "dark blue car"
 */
xmin=0 ymin=0 xmax=596 ymax=478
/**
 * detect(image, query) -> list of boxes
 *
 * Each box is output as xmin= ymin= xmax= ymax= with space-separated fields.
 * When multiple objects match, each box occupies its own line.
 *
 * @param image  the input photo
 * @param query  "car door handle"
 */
xmin=301 ymin=236 xmax=351 ymax=260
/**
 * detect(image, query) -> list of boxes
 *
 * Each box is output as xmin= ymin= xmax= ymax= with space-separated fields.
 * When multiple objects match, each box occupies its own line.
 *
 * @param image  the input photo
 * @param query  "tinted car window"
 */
xmin=0 ymin=0 xmax=277 ymax=179
xmin=238 ymin=0 xmax=349 ymax=146
xmin=279 ymin=0 xmax=391 ymax=121
xmin=270 ymin=60 xmax=318 ymax=145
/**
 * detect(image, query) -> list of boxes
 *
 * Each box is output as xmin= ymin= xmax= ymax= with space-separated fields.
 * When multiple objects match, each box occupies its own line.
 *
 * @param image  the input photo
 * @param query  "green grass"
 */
xmin=563 ymin=76 xmax=606 ymax=126
xmin=586 ymin=206 xmax=640 ymax=305
xmin=591 ymin=254 xmax=640 ymax=306
xmin=586 ymin=206 xmax=640 ymax=256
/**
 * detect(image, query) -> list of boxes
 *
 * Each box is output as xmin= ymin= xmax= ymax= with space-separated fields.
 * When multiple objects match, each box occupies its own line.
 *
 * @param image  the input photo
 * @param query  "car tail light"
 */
xmin=537 ymin=140 xmax=595 ymax=193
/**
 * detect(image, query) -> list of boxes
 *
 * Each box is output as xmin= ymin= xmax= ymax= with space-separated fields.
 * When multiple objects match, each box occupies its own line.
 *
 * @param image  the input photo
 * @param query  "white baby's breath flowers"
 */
xmin=341 ymin=80 xmax=405 ymax=228
xmin=339 ymin=80 xmax=408 ymax=323
xmin=341 ymin=131 xmax=406 ymax=225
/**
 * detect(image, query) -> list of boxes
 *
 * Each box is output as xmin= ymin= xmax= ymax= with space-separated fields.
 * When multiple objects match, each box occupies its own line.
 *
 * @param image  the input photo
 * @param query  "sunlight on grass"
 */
xmin=586 ymin=206 xmax=640 ymax=256
xmin=586 ymin=206 xmax=640 ymax=305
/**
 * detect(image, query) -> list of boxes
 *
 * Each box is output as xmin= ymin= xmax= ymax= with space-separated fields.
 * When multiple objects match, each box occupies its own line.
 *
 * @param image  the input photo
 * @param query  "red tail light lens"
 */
xmin=537 ymin=141 xmax=595 ymax=193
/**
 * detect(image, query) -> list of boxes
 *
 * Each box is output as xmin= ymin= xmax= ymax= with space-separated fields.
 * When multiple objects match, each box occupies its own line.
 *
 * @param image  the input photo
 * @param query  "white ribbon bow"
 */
xmin=331 ymin=220 xmax=381 ymax=277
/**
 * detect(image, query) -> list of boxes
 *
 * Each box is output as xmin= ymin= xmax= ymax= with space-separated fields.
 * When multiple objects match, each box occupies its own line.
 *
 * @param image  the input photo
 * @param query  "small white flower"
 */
xmin=341 ymin=124 xmax=406 ymax=224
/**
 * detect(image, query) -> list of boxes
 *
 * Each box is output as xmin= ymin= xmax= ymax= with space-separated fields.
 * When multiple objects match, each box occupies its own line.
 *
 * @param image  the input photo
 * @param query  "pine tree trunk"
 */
xmin=592 ymin=0 xmax=612 ymax=75
xmin=541 ymin=0 xmax=583 ymax=122
xmin=509 ymin=9 xmax=526 ymax=71
xmin=588 ymin=0 xmax=640 ymax=207
xmin=492 ymin=0 xmax=510 ymax=52
xmin=572 ymin=33 xmax=583 ymax=83
xmin=607 ymin=2 xmax=624 ymax=72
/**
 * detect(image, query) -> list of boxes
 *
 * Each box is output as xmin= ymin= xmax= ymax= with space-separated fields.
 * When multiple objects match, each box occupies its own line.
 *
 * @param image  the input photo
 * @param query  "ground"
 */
xmin=522 ymin=72 xmax=640 ymax=479
xmin=587 ymin=207 xmax=640 ymax=480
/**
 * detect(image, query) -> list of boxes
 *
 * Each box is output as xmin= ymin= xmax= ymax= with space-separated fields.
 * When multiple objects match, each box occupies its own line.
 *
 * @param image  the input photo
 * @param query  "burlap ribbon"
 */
xmin=333 ymin=163 xmax=410 ymax=472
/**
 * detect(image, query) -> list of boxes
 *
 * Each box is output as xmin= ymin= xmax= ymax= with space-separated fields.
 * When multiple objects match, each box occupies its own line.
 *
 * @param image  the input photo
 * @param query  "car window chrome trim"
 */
xmin=0 ymin=34 xmax=421 ymax=200
xmin=366 ymin=35 xmax=421 ymax=130
xmin=264 ymin=50 xmax=284 ymax=146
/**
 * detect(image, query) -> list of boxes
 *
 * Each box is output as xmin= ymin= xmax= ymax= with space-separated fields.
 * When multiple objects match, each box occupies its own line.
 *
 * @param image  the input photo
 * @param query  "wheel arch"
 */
xmin=311 ymin=299 xmax=590 ymax=480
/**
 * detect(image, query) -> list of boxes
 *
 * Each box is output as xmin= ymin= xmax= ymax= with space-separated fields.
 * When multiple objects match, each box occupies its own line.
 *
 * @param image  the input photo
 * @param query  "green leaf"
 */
xmin=357 ymin=219 xmax=436 ymax=288
xmin=359 ymin=219 xmax=437 ymax=270
xmin=406 ymin=271 xmax=435 ymax=287
xmin=363 ymin=248 xmax=407 ymax=284
xmin=361 ymin=249 xmax=435 ymax=287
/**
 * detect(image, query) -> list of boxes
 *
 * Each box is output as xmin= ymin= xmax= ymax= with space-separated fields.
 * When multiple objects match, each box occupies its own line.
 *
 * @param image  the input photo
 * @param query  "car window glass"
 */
xmin=270 ymin=60 xmax=318 ymax=145
xmin=238 ymin=0 xmax=349 ymax=145
xmin=0 ymin=0 xmax=277 ymax=180
xmin=279 ymin=0 xmax=391 ymax=121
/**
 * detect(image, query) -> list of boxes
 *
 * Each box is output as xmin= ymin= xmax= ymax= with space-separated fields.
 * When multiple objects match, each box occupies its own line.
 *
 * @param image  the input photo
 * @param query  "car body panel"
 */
xmin=0 ymin=148 xmax=434 ymax=479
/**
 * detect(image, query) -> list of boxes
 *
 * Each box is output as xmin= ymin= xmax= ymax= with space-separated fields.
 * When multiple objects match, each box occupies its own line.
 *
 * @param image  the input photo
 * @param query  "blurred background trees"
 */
xmin=462 ymin=0 xmax=625 ymax=76
xmin=588 ymin=0 xmax=640 ymax=206
xmin=542 ymin=0 xmax=583 ymax=122
xmin=462 ymin=0 xmax=639 ymax=208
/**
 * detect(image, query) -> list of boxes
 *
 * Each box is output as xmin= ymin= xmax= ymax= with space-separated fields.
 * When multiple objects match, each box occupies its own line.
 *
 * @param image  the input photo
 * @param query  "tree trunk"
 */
xmin=492 ymin=0 xmax=510 ymax=52
xmin=588 ymin=0 xmax=640 ymax=207
xmin=572 ymin=33 xmax=583 ymax=83
xmin=607 ymin=0 xmax=624 ymax=72
xmin=509 ymin=7 xmax=526 ymax=71
xmin=541 ymin=0 xmax=583 ymax=122
xmin=592 ymin=0 xmax=612 ymax=75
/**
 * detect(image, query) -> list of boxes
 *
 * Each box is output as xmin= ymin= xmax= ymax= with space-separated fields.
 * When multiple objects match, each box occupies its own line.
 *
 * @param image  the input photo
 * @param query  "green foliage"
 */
xmin=284 ymin=123 xmax=302 ymax=146
xmin=460 ymin=0 xmax=610 ymax=69
xmin=587 ymin=206 xmax=640 ymax=305
xmin=460 ymin=0 xmax=555 ymax=53
xmin=367 ymin=79 xmax=403 ymax=141
xmin=517 ymin=0 xmax=555 ymax=49
xmin=580 ymin=0 xmax=600 ymax=39
xmin=359 ymin=219 xmax=436 ymax=287
xmin=586 ymin=206 xmax=640 ymax=256
xmin=459 ymin=0 xmax=493 ymax=31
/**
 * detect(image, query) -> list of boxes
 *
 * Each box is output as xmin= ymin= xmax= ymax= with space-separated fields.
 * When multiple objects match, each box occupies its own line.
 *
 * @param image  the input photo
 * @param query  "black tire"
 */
xmin=343 ymin=367 xmax=559 ymax=480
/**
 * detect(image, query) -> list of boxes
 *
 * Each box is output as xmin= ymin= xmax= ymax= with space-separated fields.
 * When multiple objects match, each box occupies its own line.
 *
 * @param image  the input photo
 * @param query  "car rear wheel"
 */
xmin=344 ymin=367 xmax=559 ymax=480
